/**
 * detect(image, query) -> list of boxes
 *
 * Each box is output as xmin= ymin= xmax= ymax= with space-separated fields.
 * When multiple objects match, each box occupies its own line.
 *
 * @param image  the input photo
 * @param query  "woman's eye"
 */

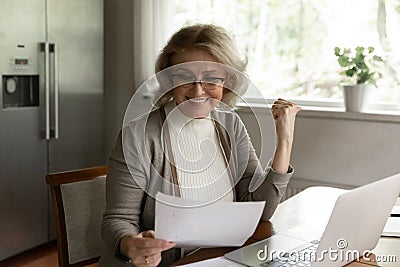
xmin=203 ymin=77 xmax=219 ymax=83
xmin=175 ymin=75 xmax=194 ymax=81
xmin=182 ymin=76 xmax=194 ymax=80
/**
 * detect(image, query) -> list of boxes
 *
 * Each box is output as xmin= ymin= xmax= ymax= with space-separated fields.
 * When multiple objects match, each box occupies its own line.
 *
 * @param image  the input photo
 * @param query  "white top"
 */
xmin=165 ymin=102 xmax=234 ymax=202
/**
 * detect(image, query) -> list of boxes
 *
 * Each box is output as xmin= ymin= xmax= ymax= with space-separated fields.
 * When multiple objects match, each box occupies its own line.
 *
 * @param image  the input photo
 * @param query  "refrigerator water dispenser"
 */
xmin=2 ymin=75 xmax=39 ymax=108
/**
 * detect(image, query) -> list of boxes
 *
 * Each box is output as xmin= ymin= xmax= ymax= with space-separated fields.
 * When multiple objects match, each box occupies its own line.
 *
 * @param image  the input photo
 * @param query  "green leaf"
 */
xmin=334 ymin=47 xmax=340 ymax=56
xmin=338 ymin=57 xmax=350 ymax=67
xmin=355 ymin=46 xmax=365 ymax=56
xmin=367 ymin=47 xmax=374 ymax=53
xmin=357 ymin=71 xmax=373 ymax=84
xmin=345 ymin=68 xmax=356 ymax=77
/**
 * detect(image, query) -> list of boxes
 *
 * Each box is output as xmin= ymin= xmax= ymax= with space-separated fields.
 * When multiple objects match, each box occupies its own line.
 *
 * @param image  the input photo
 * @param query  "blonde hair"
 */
xmin=154 ymin=24 xmax=248 ymax=108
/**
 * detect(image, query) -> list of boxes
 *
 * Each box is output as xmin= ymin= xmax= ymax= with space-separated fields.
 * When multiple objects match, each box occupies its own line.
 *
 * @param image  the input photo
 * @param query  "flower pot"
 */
xmin=342 ymin=84 xmax=373 ymax=112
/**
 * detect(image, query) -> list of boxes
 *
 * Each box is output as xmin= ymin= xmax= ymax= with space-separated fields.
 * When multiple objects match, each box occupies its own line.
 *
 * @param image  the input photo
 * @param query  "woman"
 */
xmin=99 ymin=24 xmax=301 ymax=267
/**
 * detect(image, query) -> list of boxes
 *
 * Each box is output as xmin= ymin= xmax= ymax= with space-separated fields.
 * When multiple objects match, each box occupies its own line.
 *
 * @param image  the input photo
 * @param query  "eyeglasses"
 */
xmin=171 ymin=74 xmax=225 ymax=90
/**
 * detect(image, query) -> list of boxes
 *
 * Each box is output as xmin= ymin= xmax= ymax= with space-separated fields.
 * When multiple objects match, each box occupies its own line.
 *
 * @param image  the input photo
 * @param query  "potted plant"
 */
xmin=334 ymin=46 xmax=383 ymax=112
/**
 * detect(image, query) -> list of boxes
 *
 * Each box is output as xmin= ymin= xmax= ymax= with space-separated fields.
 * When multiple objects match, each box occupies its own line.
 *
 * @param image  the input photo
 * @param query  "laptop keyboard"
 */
xmin=260 ymin=240 xmax=320 ymax=267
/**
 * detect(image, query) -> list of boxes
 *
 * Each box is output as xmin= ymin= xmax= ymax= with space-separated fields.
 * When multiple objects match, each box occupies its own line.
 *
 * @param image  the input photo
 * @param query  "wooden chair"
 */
xmin=46 ymin=166 xmax=108 ymax=267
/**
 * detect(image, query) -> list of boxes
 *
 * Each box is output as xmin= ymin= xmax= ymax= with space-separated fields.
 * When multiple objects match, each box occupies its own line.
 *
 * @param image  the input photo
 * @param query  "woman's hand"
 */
xmin=271 ymin=98 xmax=301 ymax=142
xmin=120 ymin=230 xmax=176 ymax=267
xmin=270 ymin=99 xmax=301 ymax=173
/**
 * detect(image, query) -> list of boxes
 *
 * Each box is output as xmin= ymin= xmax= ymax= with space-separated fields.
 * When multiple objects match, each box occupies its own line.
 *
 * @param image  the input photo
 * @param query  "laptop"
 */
xmin=225 ymin=173 xmax=400 ymax=267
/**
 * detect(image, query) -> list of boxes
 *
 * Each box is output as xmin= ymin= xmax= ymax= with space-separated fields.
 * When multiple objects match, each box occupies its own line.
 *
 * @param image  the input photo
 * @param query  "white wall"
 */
xmin=237 ymin=107 xmax=400 ymax=187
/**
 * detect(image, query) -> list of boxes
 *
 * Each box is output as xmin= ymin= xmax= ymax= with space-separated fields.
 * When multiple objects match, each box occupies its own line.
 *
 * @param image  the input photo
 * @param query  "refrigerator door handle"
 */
xmin=51 ymin=43 xmax=59 ymax=139
xmin=41 ymin=42 xmax=51 ymax=140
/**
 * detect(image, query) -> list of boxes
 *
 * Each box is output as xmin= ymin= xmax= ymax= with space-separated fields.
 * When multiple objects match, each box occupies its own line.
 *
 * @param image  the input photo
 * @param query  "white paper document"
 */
xmin=382 ymin=217 xmax=400 ymax=237
xmin=177 ymin=256 xmax=245 ymax=267
xmin=391 ymin=205 xmax=400 ymax=215
xmin=155 ymin=192 xmax=265 ymax=247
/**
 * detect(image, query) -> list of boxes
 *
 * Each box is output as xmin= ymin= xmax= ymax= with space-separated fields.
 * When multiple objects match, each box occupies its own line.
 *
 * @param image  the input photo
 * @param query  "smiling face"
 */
xmin=170 ymin=49 xmax=225 ymax=118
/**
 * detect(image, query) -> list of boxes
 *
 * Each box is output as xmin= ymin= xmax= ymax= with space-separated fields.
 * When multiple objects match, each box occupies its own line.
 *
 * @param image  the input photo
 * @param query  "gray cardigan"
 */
xmin=99 ymin=107 xmax=293 ymax=267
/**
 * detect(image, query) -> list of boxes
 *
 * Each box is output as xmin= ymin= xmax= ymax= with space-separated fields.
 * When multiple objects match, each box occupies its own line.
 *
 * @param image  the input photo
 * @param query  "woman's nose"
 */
xmin=192 ymin=82 xmax=205 ymax=96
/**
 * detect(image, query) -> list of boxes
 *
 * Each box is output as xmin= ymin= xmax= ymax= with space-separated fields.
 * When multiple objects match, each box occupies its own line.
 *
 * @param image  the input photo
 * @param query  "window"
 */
xmin=170 ymin=0 xmax=400 ymax=110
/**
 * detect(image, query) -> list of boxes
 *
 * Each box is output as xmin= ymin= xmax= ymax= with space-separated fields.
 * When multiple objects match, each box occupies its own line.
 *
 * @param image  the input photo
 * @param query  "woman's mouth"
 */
xmin=185 ymin=97 xmax=208 ymax=103
xmin=178 ymin=97 xmax=217 ymax=119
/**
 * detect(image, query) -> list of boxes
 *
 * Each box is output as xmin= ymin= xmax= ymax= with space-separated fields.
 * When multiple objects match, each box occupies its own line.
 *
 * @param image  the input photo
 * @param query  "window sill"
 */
xmin=236 ymin=102 xmax=400 ymax=123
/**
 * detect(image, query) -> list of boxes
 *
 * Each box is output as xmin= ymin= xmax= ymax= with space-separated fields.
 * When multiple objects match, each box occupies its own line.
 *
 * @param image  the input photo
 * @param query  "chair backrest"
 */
xmin=46 ymin=166 xmax=108 ymax=267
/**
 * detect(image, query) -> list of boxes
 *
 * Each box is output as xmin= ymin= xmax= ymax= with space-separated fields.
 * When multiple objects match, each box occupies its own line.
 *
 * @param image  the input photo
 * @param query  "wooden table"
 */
xmin=173 ymin=186 xmax=400 ymax=266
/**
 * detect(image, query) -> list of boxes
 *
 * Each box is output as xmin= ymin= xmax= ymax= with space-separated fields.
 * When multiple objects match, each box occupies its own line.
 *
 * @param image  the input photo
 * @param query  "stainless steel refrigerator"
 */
xmin=0 ymin=0 xmax=105 ymax=260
